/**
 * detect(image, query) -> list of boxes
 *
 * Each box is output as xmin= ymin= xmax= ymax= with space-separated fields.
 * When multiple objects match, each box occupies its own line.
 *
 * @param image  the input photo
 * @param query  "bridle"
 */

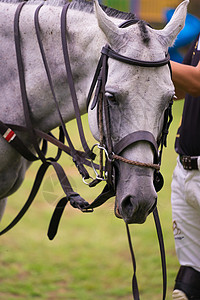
xmin=85 ymin=19 xmax=173 ymax=300
xmin=86 ymin=21 xmax=173 ymax=193
xmin=0 ymin=2 xmax=174 ymax=300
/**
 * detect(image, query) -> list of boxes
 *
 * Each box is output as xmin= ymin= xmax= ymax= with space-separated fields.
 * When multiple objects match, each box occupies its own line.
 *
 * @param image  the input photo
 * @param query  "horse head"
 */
xmin=88 ymin=0 xmax=189 ymax=224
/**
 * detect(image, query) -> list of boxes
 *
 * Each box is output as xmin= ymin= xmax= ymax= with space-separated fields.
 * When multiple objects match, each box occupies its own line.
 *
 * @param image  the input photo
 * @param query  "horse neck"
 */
xmin=24 ymin=5 xmax=107 ymax=132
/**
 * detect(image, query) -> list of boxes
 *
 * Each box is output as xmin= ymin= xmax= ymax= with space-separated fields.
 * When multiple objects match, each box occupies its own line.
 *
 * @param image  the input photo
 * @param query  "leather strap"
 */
xmin=101 ymin=45 xmax=170 ymax=68
xmin=35 ymin=3 xmax=91 ymax=180
xmin=14 ymin=1 xmax=46 ymax=163
xmin=126 ymin=224 xmax=140 ymax=300
xmin=0 ymin=120 xmax=38 ymax=161
xmin=119 ymin=19 xmax=140 ymax=28
xmin=87 ymin=55 xmax=103 ymax=110
xmin=126 ymin=208 xmax=167 ymax=300
xmin=61 ymin=3 xmax=95 ymax=160
xmin=113 ymin=131 xmax=158 ymax=163
xmin=180 ymin=155 xmax=199 ymax=170
xmin=0 ymin=2 xmax=92 ymax=238
xmin=82 ymin=184 xmax=115 ymax=211
xmin=0 ymin=162 xmax=50 ymax=236
xmin=153 ymin=208 xmax=167 ymax=300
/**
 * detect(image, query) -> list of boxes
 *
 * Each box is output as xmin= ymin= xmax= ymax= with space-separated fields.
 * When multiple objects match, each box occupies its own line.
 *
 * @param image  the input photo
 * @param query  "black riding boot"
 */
xmin=173 ymin=266 xmax=200 ymax=300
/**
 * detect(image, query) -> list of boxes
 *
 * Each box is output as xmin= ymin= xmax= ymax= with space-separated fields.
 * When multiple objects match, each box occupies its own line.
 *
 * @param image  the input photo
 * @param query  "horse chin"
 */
xmin=114 ymin=198 xmax=151 ymax=224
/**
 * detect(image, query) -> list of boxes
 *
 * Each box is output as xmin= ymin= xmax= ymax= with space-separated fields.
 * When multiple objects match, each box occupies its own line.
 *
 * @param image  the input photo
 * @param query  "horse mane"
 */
xmin=70 ymin=0 xmax=136 ymax=21
xmin=0 ymin=0 xmax=149 ymax=43
xmin=70 ymin=1 xmax=150 ymax=44
xmin=0 ymin=0 xmax=136 ymax=21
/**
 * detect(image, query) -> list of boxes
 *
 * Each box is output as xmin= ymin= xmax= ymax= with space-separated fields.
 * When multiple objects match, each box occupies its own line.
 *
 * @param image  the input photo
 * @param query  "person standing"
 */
xmin=171 ymin=33 xmax=200 ymax=300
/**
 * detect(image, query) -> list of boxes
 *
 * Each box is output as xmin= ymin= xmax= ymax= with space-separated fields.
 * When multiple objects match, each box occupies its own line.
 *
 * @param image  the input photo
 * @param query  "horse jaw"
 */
xmin=114 ymin=144 xmax=157 ymax=224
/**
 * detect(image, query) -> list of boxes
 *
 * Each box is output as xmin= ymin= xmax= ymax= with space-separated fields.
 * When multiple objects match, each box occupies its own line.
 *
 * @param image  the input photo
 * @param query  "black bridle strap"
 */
xmin=101 ymin=46 xmax=170 ymax=68
xmin=119 ymin=19 xmax=141 ymax=28
xmin=86 ymin=55 xmax=103 ymax=110
xmin=5 ymin=123 xmax=100 ymax=169
xmin=126 ymin=224 xmax=140 ymax=300
xmin=14 ymin=1 xmax=46 ymax=163
xmin=153 ymin=208 xmax=167 ymax=300
xmin=87 ymin=45 xmax=170 ymax=112
xmin=113 ymin=131 xmax=159 ymax=163
xmin=126 ymin=208 xmax=167 ymax=300
xmin=0 ymin=120 xmax=38 ymax=161
xmin=34 ymin=4 xmax=75 ymax=158
xmin=34 ymin=3 xmax=91 ymax=180
xmin=61 ymin=3 xmax=95 ymax=160
xmin=157 ymin=100 xmax=173 ymax=165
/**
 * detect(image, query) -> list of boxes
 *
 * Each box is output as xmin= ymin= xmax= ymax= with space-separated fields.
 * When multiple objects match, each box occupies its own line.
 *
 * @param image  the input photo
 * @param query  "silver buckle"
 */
xmin=82 ymin=144 xmax=114 ymax=186
xmin=181 ymin=156 xmax=192 ymax=170
xmin=90 ymin=144 xmax=109 ymax=181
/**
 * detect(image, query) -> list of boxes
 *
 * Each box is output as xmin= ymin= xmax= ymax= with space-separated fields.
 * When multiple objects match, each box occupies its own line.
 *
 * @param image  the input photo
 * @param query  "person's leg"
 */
xmin=173 ymin=266 xmax=200 ymax=300
xmin=171 ymin=158 xmax=200 ymax=300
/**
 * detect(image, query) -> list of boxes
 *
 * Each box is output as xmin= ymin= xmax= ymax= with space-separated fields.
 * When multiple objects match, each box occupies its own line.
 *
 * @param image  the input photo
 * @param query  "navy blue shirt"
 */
xmin=175 ymin=33 xmax=200 ymax=156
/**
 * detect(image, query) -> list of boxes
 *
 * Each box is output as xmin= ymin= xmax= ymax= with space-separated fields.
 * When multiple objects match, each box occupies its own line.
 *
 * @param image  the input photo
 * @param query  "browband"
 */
xmin=101 ymin=45 xmax=170 ymax=68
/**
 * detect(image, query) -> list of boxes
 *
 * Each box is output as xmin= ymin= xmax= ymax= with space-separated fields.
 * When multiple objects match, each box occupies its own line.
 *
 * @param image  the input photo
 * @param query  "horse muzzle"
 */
xmin=115 ymin=194 xmax=157 ymax=224
xmin=114 ymin=165 xmax=157 ymax=224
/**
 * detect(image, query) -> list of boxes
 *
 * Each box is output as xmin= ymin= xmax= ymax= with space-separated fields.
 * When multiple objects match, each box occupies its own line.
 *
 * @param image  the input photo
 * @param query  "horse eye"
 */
xmin=105 ymin=91 xmax=116 ymax=102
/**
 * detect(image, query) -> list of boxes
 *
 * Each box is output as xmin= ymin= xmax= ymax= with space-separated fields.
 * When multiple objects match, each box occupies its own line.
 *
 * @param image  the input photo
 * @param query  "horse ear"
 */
xmin=159 ymin=0 xmax=189 ymax=47
xmin=94 ymin=0 xmax=124 ymax=48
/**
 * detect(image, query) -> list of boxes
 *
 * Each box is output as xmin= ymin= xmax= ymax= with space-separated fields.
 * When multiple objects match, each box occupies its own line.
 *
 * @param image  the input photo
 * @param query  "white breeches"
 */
xmin=171 ymin=157 xmax=200 ymax=272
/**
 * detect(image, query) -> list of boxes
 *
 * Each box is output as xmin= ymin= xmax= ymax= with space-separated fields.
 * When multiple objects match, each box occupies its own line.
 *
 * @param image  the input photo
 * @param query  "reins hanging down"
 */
xmin=0 ymin=1 xmax=94 ymax=237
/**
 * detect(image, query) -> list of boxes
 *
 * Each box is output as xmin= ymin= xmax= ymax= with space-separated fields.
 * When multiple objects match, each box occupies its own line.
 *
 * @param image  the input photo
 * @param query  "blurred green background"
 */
xmin=0 ymin=100 xmax=184 ymax=299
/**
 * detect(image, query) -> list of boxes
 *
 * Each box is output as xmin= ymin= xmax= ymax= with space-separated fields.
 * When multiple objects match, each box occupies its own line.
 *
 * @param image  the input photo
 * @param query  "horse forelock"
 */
xmin=137 ymin=20 xmax=150 ymax=44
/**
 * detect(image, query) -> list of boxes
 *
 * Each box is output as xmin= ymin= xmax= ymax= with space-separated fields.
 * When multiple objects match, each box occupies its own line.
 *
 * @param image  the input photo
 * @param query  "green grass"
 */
xmin=0 ymin=100 xmax=184 ymax=299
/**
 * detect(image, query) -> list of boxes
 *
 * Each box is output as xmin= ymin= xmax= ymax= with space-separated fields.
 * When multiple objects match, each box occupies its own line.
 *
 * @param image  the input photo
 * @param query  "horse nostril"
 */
xmin=121 ymin=196 xmax=136 ymax=217
xmin=119 ymin=195 xmax=157 ymax=224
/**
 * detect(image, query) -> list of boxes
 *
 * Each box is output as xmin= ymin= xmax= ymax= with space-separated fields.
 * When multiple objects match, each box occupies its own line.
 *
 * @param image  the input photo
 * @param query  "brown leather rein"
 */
xmin=0 ymin=3 xmax=174 ymax=300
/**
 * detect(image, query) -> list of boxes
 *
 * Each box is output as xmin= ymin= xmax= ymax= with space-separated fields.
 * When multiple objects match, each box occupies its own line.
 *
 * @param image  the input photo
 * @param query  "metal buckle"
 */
xmin=181 ymin=156 xmax=192 ymax=170
xmin=81 ymin=207 xmax=94 ymax=213
xmin=82 ymin=144 xmax=114 ymax=186
xmin=91 ymin=144 xmax=114 ymax=162
xmin=91 ymin=152 xmax=107 ymax=182
xmin=82 ymin=176 xmax=95 ymax=185
xmin=90 ymin=144 xmax=110 ymax=181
